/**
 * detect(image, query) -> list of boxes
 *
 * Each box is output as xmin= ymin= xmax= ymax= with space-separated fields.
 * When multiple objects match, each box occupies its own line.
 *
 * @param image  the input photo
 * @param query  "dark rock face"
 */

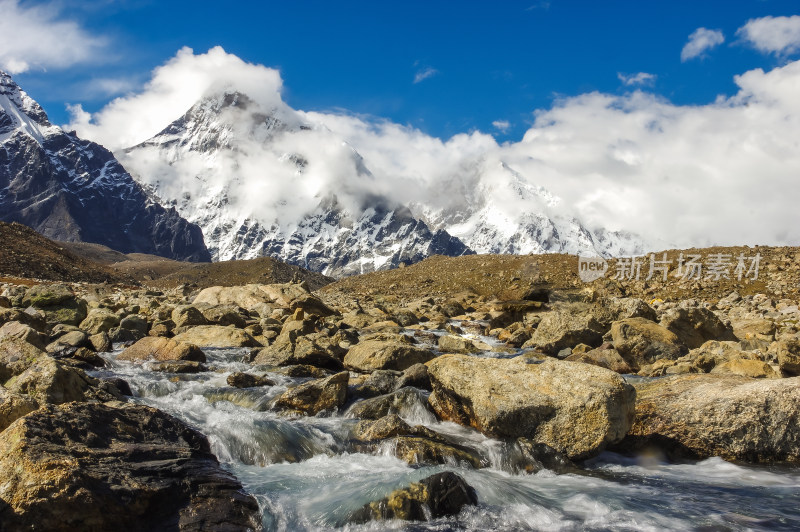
xmin=0 ymin=402 xmax=261 ymax=531
xmin=0 ymin=71 xmax=210 ymax=262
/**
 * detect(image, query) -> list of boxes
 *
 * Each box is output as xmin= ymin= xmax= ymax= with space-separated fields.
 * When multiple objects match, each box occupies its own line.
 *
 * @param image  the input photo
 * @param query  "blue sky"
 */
xmin=4 ymin=0 xmax=799 ymax=141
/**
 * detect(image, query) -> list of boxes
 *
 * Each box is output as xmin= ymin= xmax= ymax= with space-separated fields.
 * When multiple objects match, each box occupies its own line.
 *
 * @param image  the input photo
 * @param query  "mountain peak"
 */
xmin=0 ymin=70 xmax=55 ymax=142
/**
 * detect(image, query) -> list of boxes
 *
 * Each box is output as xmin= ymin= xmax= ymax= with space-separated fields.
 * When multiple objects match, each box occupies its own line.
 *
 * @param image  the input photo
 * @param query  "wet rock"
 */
xmin=426 ymin=355 xmax=636 ymax=460
xmin=0 ymin=385 xmax=38 ymax=431
xmin=387 ymin=436 xmax=483 ymax=468
xmin=345 ymin=387 xmax=433 ymax=420
xmin=274 ymin=371 xmax=349 ymax=415
xmin=149 ymin=360 xmax=208 ymax=374
xmin=514 ymin=438 xmax=576 ymax=474
xmin=395 ymin=363 xmax=432 ymax=391
xmin=227 ymin=372 xmax=275 ymax=388
xmin=67 ymin=347 xmax=107 ymax=368
xmin=119 ymin=314 xmax=149 ymax=336
xmin=353 ymin=414 xmax=437 ymax=442
xmin=617 ymin=374 xmax=800 ymax=462
xmin=344 ymin=340 xmax=436 ymax=372
xmin=118 ymin=336 xmax=206 ymax=363
xmin=659 ymin=306 xmax=736 ymax=349
xmin=101 ymin=377 xmax=133 ymax=396
xmin=271 ymin=364 xmax=330 ymax=378
xmin=526 ymin=310 xmax=605 ymax=355
xmin=777 ymin=339 xmax=800 ymax=376
xmin=79 ymin=308 xmax=120 ymax=335
xmin=173 ymin=325 xmax=261 ymax=348
xmin=438 ymin=334 xmax=479 ymax=353
xmin=611 ymin=317 xmax=686 ymax=371
xmin=5 ymin=357 xmax=121 ymax=405
xmin=349 ymin=472 xmax=478 ymax=523
xmin=0 ymin=402 xmax=261 ymax=530
xmin=441 ymin=300 xmax=466 ymax=318
xmin=109 ymin=326 xmax=144 ymax=344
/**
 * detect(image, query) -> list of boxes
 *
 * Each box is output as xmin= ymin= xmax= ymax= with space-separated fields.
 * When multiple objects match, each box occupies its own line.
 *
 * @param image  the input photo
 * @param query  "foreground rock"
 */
xmin=426 ymin=355 xmax=636 ymax=460
xmin=274 ymin=371 xmax=349 ymax=415
xmin=344 ymin=339 xmax=435 ymax=372
xmin=118 ymin=336 xmax=206 ymax=364
xmin=0 ymin=385 xmax=38 ymax=431
xmin=617 ymin=374 xmax=800 ymax=462
xmin=349 ymin=472 xmax=478 ymax=523
xmin=173 ymin=325 xmax=260 ymax=348
xmin=0 ymin=402 xmax=260 ymax=530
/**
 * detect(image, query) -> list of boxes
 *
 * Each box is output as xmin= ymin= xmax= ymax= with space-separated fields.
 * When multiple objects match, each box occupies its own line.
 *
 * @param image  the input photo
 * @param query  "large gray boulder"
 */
xmin=618 ymin=374 xmax=800 ymax=462
xmin=426 ymin=355 xmax=636 ymax=460
xmin=526 ymin=310 xmax=605 ymax=355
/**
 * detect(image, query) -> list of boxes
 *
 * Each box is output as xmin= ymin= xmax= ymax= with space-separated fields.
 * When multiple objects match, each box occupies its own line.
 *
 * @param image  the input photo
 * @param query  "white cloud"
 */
xmin=413 ymin=67 xmax=438 ymax=84
xmin=617 ymin=72 xmax=656 ymax=86
xmin=72 ymin=48 xmax=800 ymax=250
xmin=737 ymin=15 xmax=800 ymax=56
xmin=67 ymin=46 xmax=286 ymax=150
xmin=681 ymin=27 xmax=725 ymax=62
xmin=492 ymin=120 xmax=511 ymax=133
xmin=0 ymin=0 xmax=107 ymax=74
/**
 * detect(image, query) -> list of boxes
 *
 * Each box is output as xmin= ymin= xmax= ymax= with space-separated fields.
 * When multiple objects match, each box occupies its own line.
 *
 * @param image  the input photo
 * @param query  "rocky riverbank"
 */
xmin=1 ymin=269 xmax=799 ymax=529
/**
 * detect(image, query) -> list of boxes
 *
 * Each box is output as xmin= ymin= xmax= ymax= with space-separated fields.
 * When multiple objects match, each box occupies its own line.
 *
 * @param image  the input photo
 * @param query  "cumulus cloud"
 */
xmin=413 ymin=67 xmax=438 ymax=84
xmin=72 ymin=47 xmax=800 ymax=250
xmin=617 ymin=72 xmax=656 ymax=86
xmin=737 ymin=15 xmax=800 ymax=56
xmin=0 ymin=0 xmax=107 ymax=74
xmin=681 ymin=27 xmax=725 ymax=62
xmin=492 ymin=120 xmax=511 ymax=133
xmin=67 ymin=46 xmax=286 ymax=150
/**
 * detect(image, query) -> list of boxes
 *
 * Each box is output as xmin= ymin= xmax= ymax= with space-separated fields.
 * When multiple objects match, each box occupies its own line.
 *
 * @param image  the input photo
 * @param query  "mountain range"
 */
xmin=1 ymin=71 xmax=643 ymax=277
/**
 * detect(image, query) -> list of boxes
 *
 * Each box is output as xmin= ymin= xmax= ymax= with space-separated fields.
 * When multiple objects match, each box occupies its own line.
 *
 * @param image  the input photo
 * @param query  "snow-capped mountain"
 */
xmin=120 ymin=86 xmax=643 ymax=277
xmin=0 ymin=71 xmax=210 ymax=262
xmin=121 ymin=91 xmax=470 ymax=276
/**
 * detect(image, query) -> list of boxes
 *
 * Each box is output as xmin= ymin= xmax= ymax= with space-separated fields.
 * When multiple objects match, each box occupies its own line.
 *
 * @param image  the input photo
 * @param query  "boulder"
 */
xmin=526 ymin=310 xmax=605 ymax=355
xmin=437 ymin=335 xmax=480 ymax=354
xmin=392 ymin=309 xmax=419 ymax=327
xmin=172 ymin=325 xmax=260 ymax=348
xmin=288 ymin=294 xmax=338 ymax=317
xmin=89 ymin=332 xmax=112 ymax=352
xmin=21 ymin=283 xmax=73 ymax=307
xmin=611 ymin=317 xmax=686 ymax=371
xmin=200 ymin=305 xmax=248 ymax=328
xmin=148 ymin=360 xmax=207 ymax=374
xmin=227 ymin=372 xmax=275 ymax=388
xmin=119 ymin=314 xmax=149 ymax=336
xmin=274 ymin=371 xmax=349 ymax=415
xmin=118 ymin=336 xmax=206 ymax=364
xmin=344 ymin=340 xmax=436 ymax=372
xmin=0 ymin=402 xmax=260 ymax=530
xmin=426 ymin=355 xmax=636 ymax=460
xmin=46 ymin=330 xmax=90 ymax=352
xmin=710 ymin=358 xmax=779 ymax=379
xmin=659 ymin=306 xmax=736 ymax=349
xmin=638 ymin=340 xmax=766 ymax=377
xmin=395 ymin=363 xmax=432 ymax=391
xmin=345 ymin=387 xmax=433 ymax=421
xmin=0 ymin=321 xmax=46 ymax=350
xmin=731 ymin=317 xmax=776 ymax=341
xmin=618 ymin=374 xmax=800 ymax=462
xmin=0 ymin=385 xmax=38 ymax=432
xmin=0 ymin=337 xmax=44 ymax=382
xmin=171 ymin=305 xmax=210 ymax=329
xmin=351 ymin=369 xmax=401 ymax=398
xmin=565 ymin=345 xmax=634 ymax=374
xmin=777 ymin=339 xmax=800 ymax=377
xmin=349 ymin=472 xmax=477 ymax=523
xmin=4 ymin=357 xmax=121 ymax=405
xmin=79 ymin=308 xmax=120 ymax=335
xmin=193 ymin=285 xmax=275 ymax=310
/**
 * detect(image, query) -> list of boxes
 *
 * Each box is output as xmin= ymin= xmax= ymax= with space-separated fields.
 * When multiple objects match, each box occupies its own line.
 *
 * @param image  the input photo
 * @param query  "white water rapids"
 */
xmin=90 ymin=339 xmax=800 ymax=531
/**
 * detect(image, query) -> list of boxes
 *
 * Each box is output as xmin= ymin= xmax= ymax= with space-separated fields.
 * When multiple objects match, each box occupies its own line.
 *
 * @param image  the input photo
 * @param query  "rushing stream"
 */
xmin=90 ymin=335 xmax=800 ymax=531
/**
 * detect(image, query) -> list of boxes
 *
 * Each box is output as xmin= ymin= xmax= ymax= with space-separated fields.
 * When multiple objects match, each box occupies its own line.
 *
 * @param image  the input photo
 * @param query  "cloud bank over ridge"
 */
xmin=67 ymin=46 xmax=800 ymax=252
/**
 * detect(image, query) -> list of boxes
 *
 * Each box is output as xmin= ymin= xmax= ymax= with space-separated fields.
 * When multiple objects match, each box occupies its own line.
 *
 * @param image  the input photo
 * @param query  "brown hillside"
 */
xmin=0 ymin=222 xmax=135 ymax=284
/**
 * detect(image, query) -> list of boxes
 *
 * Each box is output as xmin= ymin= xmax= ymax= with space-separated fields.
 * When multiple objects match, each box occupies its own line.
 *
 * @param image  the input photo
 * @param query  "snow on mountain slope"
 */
xmin=0 ymin=71 xmax=210 ymax=261
xmin=119 ymin=85 xmax=644 ymax=277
